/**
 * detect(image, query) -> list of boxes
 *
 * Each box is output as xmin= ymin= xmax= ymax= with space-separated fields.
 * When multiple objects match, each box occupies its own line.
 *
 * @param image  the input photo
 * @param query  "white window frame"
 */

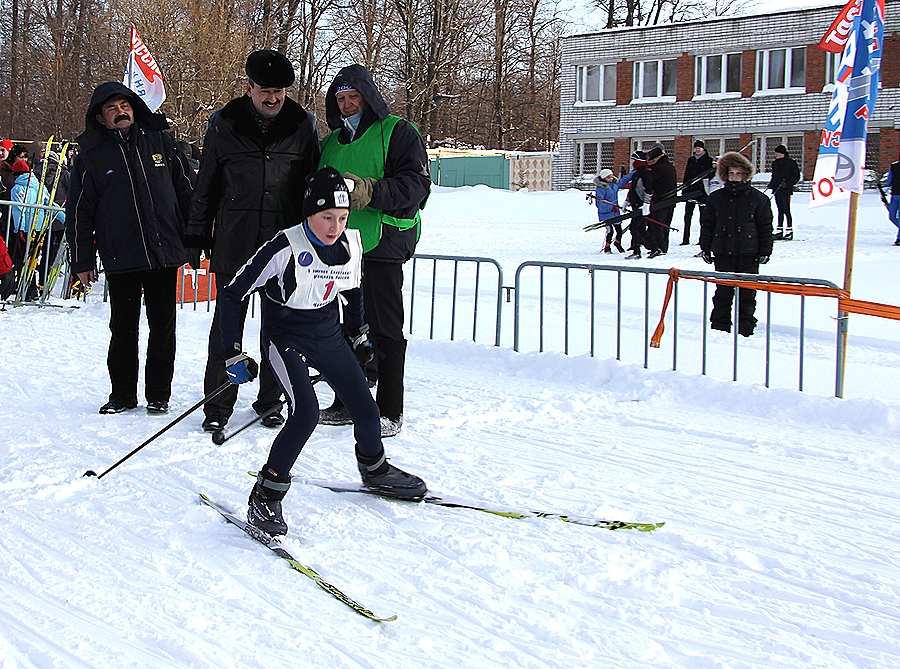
xmin=694 ymin=53 xmax=742 ymax=99
xmin=575 ymin=64 xmax=617 ymax=105
xmin=755 ymin=47 xmax=806 ymax=95
xmin=632 ymin=59 xmax=677 ymax=103
xmin=823 ymin=51 xmax=841 ymax=91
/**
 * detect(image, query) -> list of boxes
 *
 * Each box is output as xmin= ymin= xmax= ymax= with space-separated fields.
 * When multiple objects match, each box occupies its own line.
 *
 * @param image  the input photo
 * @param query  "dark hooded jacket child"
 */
xmin=320 ymin=64 xmax=430 ymax=263
xmin=699 ymin=151 xmax=774 ymax=336
xmin=66 ymin=82 xmax=195 ymax=276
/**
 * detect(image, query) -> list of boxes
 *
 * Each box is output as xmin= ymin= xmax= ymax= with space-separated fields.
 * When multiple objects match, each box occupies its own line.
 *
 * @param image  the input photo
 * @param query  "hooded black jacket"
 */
xmin=66 ymin=82 xmax=195 ymax=275
xmin=700 ymin=180 xmax=774 ymax=257
xmin=322 ymin=64 xmax=430 ymax=263
xmin=186 ymin=95 xmax=321 ymax=275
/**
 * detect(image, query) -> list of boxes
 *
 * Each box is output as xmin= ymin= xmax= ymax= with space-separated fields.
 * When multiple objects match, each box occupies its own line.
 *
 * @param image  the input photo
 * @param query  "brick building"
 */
xmin=554 ymin=1 xmax=900 ymax=190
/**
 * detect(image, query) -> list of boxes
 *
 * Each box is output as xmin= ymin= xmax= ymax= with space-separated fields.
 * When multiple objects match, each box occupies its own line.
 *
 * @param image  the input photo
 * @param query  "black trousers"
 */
xmin=327 ymin=259 xmax=408 ymax=420
xmin=774 ymin=191 xmax=793 ymax=230
xmin=105 ymin=267 xmax=178 ymax=404
xmin=649 ymin=206 xmax=674 ymax=253
xmin=265 ymin=336 xmax=382 ymax=475
xmin=629 ymin=215 xmax=647 ymax=252
xmin=203 ymin=273 xmax=282 ymax=420
xmin=682 ymin=194 xmax=706 ymax=244
xmin=362 ymin=260 xmax=408 ymax=420
xmin=711 ymin=255 xmax=760 ymax=336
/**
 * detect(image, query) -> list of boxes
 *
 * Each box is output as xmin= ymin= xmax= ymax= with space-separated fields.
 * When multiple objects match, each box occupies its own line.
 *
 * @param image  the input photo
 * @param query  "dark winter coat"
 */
xmin=682 ymin=151 xmax=714 ymax=198
xmin=768 ymin=156 xmax=801 ymax=195
xmin=649 ymin=155 xmax=678 ymax=204
xmin=700 ymin=180 xmax=774 ymax=258
xmin=321 ymin=64 xmax=430 ymax=263
xmin=626 ymin=166 xmax=653 ymax=209
xmin=66 ymin=82 xmax=195 ymax=276
xmin=186 ymin=95 xmax=321 ymax=275
xmin=886 ymin=160 xmax=900 ymax=196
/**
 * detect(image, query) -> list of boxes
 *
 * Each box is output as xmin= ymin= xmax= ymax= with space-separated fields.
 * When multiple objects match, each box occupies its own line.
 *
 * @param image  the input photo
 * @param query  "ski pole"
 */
xmin=210 ymin=402 xmax=282 ymax=445
xmin=83 ymin=381 xmax=233 ymax=479
xmin=209 ymin=371 xmax=323 ymax=445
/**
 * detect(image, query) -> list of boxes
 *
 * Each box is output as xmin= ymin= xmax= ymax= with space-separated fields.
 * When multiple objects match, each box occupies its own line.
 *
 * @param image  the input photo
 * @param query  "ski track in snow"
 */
xmin=1 ymin=189 xmax=900 ymax=668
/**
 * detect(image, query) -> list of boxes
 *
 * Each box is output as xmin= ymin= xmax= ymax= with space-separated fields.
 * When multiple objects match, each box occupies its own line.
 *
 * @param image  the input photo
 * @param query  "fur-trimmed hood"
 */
xmin=716 ymin=151 xmax=754 ymax=182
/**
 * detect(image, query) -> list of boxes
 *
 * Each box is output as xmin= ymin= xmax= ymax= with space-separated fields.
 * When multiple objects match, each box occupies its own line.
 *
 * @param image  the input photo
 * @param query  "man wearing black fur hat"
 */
xmin=316 ymin=64 xmax=431 ymax=438
xmin=186 ymin=50 xmax=321 ymax=434
xmin=66 ymin=82 xmax=196 ymax=415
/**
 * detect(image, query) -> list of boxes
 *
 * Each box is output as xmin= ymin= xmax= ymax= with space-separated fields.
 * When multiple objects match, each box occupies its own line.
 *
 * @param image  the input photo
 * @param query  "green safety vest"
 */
xmin=320 ymin=114 xmax=421 ymax=253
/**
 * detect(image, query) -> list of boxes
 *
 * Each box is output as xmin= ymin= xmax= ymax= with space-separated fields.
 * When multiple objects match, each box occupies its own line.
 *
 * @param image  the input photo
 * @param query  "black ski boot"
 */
xmin=247 ymin=467 xmax=291 ymax=535
xmin=357 ymin=451 xmax=427 ymax=501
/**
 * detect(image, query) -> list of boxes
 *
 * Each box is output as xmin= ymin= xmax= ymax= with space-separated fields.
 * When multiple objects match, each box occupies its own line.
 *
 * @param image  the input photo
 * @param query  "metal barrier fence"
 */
xmin=404 ymin=255 xmax=850 ymax=398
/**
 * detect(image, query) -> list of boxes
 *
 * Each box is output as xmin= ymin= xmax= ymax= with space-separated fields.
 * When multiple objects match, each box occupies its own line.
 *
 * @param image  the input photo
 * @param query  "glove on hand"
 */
xmin=225 ymin=350 xmax=259 ymax=385
xmin=348 ymin=325 xmax=375 ymax=366
xmin=641 ymin=203 xmax=651 ymax=216
xmin=701 ymin=250 xmax=713 ymax=264
xmin=758 ymin=255 xmax=770 ymax=265
xmin=343 ymin=172 xmax=377 ymax=211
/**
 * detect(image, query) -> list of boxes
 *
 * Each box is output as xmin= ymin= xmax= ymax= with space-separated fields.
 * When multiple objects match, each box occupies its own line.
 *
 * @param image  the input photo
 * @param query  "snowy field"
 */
xmin=0 ymin=186 xmax=898 ymax=668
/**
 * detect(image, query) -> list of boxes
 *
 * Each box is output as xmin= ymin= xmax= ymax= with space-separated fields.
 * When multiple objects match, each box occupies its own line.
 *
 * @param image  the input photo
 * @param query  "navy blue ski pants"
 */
xmin=264 ymin=335 xmax=382 ymax=476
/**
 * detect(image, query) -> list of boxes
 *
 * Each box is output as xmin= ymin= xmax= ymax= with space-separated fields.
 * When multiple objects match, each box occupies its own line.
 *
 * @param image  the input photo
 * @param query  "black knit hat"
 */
xmin=245 ymin=50 xmax=295 ymax=88
xmin=648 ymin=145 xmax=665 ymax=160
xmin=694 ymin=140 xmax=705 ymax=148
xmin=301 ymin=167 xmax=351 ymax=219
xmin=774 ymin=144 xmax=788 ymax=155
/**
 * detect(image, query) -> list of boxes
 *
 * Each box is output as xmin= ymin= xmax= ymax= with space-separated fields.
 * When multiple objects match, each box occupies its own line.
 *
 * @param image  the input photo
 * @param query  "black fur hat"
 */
xmin=245 ymin=50 xmax=295 ymax=88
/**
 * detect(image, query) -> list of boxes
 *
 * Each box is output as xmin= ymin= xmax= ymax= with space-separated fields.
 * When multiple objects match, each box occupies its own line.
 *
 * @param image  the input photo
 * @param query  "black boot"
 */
xmin=247 ymin=467 xmax=291 ymax=535
xmin=773 ymin=228 xmax=783 ymax=241
xmin=357 ymin=449 xmax=427 ymax=500
xmin=782 ymin=228 xmax=793 ymax=241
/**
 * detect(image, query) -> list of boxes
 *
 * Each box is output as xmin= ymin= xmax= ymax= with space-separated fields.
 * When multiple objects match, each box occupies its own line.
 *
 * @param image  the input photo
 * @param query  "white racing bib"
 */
xmin=282 ymin=226 xmax=363 ymax=309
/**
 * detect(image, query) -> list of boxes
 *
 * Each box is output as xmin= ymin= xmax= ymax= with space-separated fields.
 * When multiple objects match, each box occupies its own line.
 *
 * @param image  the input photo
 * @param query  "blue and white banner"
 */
xmin=123 ymin=26 xmax=166 ymax=113
xmin=810 ymin=0 xmax=884 ymax=208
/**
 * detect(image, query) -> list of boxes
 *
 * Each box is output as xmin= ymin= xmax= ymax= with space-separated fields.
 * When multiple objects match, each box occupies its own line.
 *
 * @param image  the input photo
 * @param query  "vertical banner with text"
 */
xmin=809 ymin=0 xmax=884 ymax=208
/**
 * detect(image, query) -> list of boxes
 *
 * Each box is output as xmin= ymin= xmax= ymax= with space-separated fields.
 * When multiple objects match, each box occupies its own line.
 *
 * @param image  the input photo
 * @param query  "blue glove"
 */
xmin=225 ymin=351 xmax=259 ymax=385
xmin=701 ymin=250 xmax=713 ymax=264
xmin=349 ymin=325 xmax=375 ymax=366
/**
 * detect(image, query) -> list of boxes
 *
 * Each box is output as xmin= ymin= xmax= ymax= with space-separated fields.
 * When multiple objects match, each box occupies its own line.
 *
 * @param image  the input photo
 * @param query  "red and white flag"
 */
xmin=123 ymin=25 xmax=166 ymax=112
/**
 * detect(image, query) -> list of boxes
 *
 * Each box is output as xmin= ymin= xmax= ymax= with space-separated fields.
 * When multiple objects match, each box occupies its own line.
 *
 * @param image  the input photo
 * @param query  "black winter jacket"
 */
xmin=683 ymin=151 xmax=714 ymax=197
xmin=322 ymin=64 xmax=430 ymax=263
xmin=186 ymin=96 xmax=321 ymax=275
xmin=649 ymin=155 xmax=678 ymax=203
xmin=66 ymin=82 xmax=195 ymax=276
xmin=700 ymin=181 xmax=774 ymax=258
xmin=768 ymin=156 xmax=801 ymax=195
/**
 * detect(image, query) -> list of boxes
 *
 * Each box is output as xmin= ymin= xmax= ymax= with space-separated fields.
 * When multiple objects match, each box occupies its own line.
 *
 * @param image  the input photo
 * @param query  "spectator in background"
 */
xmin=624 ymin=150 xmax=653 ymax=260
xmin=316 ymin=64 xmax=430 ymax=438
xmin=645 ymin=143 xmax=677 ymax=258
xmin=884 ymin=151 xmax=900 ymax=246
xmin=767 ymin=145 xmax=801 ymax=241
xmin=699 ymin=151 xmax=773 ymax=338
xmin=66 ymin=82 xmax=195 ymax=415
xmin=681 ymin=140 xmax=713 ymax=246
xmin=592 ymin=168 xmax=631 ymax=254
xmin=185 ymin=49 xmax=321 ymax=434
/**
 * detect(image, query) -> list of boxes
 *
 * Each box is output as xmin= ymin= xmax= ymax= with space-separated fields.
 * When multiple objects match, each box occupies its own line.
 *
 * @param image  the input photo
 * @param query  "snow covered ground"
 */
xmin=1 ymin=187 xmax=898 ymax=668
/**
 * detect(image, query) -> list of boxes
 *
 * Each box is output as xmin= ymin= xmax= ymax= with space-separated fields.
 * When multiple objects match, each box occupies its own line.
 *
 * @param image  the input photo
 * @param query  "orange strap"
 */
xmin=650 ymin=269 xmax=900 ymax=348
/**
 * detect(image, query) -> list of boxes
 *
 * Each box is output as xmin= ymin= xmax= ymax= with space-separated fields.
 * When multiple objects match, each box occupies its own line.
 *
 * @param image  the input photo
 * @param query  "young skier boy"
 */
xmin=219 ymin=166 xmax=427 ymax=535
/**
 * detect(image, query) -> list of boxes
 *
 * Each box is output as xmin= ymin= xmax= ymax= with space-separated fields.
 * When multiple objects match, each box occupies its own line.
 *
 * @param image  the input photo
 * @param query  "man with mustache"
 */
xmin=66 ymin=82 xmax=196 ymax=414
xmin=185 ymin=50 xmax=321 ymax=434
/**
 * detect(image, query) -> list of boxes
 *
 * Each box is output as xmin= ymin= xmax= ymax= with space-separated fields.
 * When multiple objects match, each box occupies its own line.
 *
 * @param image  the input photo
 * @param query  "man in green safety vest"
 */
xmin=318 ymin=64 xmax=431 ymax=438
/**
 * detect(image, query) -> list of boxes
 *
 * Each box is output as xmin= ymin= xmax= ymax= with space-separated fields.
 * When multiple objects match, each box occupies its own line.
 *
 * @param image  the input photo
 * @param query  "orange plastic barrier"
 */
xmin=176 ymin=259 xmax=217 ymax=303
xmin=651 ymin=268 xmax=900 ymax=348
